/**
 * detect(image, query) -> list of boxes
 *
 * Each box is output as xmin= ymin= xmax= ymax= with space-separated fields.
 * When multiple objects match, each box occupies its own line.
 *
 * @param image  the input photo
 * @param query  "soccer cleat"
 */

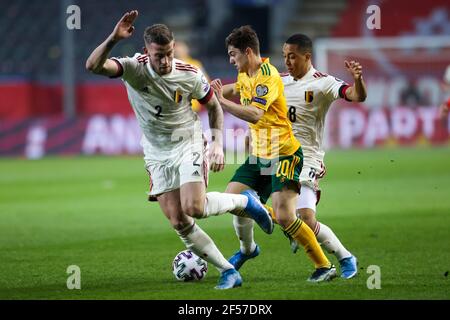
xmin=339 ymin=255 xmax=358 ymax=279
xmin=307 ymin=265 xmax=337 ymax=283
xmin=241 ymin=189 xmax=274 ymax=234
xmin=283 ymin=230 xmax=299 ymax=254
xmin=228 ymin=245 xmax=260 ymax=271
xmin=215 ymin=268 xmax=243 ymax=290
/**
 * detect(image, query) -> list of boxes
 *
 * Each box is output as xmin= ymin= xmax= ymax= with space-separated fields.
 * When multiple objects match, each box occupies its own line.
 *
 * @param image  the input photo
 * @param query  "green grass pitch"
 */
xmin=0 ymin=148 xmax=449 ymax=300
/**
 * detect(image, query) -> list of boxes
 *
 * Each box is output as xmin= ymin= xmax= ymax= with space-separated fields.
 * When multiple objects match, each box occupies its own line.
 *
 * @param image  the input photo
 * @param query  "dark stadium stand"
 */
xmin=0 ymin=0 xmax=448 ymax=120
xmin=0 ymin=0 xmax=206 ymax=81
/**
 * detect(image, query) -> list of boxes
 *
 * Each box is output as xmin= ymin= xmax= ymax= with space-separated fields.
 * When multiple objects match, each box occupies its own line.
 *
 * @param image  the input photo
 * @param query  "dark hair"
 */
xmin=144 ymin=24 xmax=174 ymax=45
xmin=225 ymin=25 xmax=260 ymax=55
xmin=285 ymin=34 xmax=313 ymax=54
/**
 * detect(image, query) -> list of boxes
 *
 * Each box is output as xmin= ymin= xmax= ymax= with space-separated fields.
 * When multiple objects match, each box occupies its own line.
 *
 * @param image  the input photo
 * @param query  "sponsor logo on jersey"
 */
xmin=256 ymin=84 xmax=269 ymax=97
xmin=252 ymin=97 xmax=267 ymax=106
xmin=192 ymin=170 xmax=200 ymax=177
xmin=305 ymin=91 xmax=314 ymax=103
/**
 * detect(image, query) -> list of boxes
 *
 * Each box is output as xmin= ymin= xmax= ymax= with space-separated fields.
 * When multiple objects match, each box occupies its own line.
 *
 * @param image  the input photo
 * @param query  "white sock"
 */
xmin=233 ymin=215 xmax=256 ymax=255
xmin=176 ymin=222 xmax=234 ymax=273
xmin=202 ymin=192 xmax=248 ymax=217
xmin=315 ymin=222 xmax=352 ymax=261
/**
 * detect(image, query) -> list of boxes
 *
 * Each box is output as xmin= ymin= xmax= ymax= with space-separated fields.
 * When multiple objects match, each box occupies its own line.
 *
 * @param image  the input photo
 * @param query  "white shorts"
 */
xmin=141 ymin=135 xmax=209 ymax=201
xmin=297 ymin=160 xmax=326 ymax=211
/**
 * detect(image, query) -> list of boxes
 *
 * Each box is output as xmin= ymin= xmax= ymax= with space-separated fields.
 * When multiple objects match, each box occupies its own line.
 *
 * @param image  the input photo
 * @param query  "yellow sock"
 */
xmin=263 ymin=205 xmax=278 ymax=223
xmin=284 ymin=218 xmax=331 ymax=269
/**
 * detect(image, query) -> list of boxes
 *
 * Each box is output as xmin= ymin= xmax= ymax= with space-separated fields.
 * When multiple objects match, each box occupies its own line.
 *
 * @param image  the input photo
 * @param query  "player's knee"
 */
xmin=299 ymin=212 xmax=316 ymax=230
xmin=182 ymin=200 xmax=204 ymax=218
xmin=274 ymin=205 xmax=295 ymax=228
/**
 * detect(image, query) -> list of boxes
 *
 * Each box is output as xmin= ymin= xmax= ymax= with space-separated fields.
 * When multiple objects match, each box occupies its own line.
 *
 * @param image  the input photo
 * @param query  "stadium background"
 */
xmin=0 ymin=0 xmax=449 ymax=300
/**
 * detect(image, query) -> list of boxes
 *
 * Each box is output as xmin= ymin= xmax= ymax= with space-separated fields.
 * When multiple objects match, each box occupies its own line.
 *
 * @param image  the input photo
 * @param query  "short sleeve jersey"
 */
xmin=111 ymin=54 xmax=213 ymax=152
xmin=282 ymin=66 xmax=350 ymax=163
xmin=235 ymin=58 xmax=300 ymax=159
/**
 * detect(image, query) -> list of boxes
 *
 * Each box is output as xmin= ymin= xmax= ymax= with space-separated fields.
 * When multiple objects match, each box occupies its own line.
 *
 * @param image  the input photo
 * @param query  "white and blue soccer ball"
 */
xmin=172 ymin=250 xmax=208 ymax=281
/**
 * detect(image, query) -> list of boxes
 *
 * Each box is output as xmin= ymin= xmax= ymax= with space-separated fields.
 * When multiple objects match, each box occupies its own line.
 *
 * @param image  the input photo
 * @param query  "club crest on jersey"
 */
xmin=173 ymin=89 xmax=182 ymax=103
xmin=305 ymin=91 xmax=314 ymax=103
xmin=256 ymin=84 xmax=268 ymax=97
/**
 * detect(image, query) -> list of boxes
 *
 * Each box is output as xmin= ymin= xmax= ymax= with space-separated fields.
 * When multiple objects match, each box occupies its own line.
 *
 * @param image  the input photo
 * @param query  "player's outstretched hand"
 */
xmin=211 ymin=79 xmax=224 ymax=100
xmin=209 ymin=142 xmax=225 ymax=172
xmin=111 ymin=10 xmax=139 ymax=41
xmin=345 ymin=60 xmax=363 ymax=80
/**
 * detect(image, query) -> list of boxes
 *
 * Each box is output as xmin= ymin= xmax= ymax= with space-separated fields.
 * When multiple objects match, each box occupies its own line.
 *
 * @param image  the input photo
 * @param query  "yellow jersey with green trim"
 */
xmin=235 ymin=58 xmax=300 ymax=159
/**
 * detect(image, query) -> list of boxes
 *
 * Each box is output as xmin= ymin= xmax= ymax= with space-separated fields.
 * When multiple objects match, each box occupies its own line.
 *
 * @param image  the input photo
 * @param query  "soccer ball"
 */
xmin=172 ymin=250 xmax=208 ymax=281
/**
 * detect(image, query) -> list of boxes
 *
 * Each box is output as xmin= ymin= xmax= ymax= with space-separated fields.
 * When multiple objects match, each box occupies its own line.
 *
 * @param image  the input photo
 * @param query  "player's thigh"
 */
xmin=228 ymin=156 xmax=272 ymax=202
xmin=297 ymin=162 xmax=321 ymax=227
xmin=297 ymin=184 xmax=318 ymax=212
xmin=272 ymin=148 xmax=303 ymax=190
xmin=178 ymin=141 xmax=208 ymax=217
xmin=228 ymin=157 xmax=258 ymax=192
xmin=142 ymin=141 xmax=181 ymax=198
xmin=271 ymin=147 xmax=304 ymax=227
xmin=157 ymin=189 xmax=192 ymax=229
xmin=298 ymin=161 xmax=321 ymax=198
xmin=225 ymin=181 xmax=251 ymax=194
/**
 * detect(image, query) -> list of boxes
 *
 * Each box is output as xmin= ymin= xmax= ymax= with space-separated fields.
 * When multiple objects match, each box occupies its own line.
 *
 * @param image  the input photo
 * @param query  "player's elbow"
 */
xmin=248 ymin=108 xmax=264 ymax=124
xmin=85 ymin=60 xmax=101 ymax=74
xmin=248 ymin=116 xmax=259 ymax=124
xmin=248 ymin=114 xmax=262 ymax=124
xmin=349 ymin=93 xmax=366 ymax=103
xmin=85 ymin=60 xmax=95 ymax=72
xmin=358 ymin=94 xmax=367 ymax=102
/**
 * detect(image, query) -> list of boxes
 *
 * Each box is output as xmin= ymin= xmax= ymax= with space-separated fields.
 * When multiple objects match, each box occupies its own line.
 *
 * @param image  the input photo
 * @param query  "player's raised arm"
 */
xmin=211 ymin=79 xmax=264 ymax=124
xmin=211 ymin=79 xmax=239 ymax=99
xmin=86 ymin=10 xmax=138 ymax=77
xmin=343 ymin=60 xmax=367 ymax=102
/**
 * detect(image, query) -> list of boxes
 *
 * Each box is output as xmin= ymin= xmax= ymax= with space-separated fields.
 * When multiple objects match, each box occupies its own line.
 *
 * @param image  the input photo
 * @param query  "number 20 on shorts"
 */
xmin=275 ymin=156 xmax=300 ymax=180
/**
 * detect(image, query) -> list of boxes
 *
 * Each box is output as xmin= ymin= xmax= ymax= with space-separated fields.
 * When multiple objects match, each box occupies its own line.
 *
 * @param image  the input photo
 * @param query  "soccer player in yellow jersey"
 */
xmin=211 ymin=26 xmax=336 ymax=282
